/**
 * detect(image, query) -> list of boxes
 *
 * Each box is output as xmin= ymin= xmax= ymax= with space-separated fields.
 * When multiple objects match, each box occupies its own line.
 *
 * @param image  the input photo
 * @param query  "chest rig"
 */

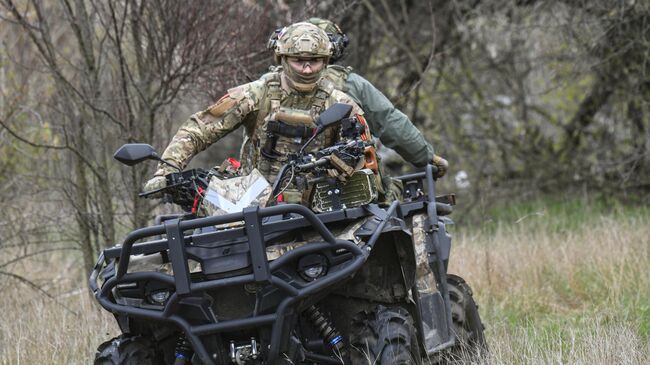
xmin=322 ymin=64 xmax=353 ymax=93
xmin=244 ymin=72 xmax=339 ymax=183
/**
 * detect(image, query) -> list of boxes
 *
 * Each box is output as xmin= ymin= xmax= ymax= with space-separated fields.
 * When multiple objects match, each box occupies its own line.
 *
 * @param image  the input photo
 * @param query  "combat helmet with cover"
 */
xmin=274 ymin=22 xmax=332 ymax=62
xmin=306 ymin=17 xmax=349 ymax=63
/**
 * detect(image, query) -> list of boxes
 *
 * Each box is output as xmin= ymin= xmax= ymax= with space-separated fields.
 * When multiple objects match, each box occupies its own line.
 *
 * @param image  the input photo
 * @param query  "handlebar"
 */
xmin=271 ymin=140 xmax=365 ymax=197
xmin=295 ymin=156 xmax=330 ymax=171
xmin=139 ymin=188 xmax=164 ymax=198
xmin=140 ymin=168 xmax=210 ymax=211
xmin=294 ymin=140 xmax=361 ymax=171
xmin=138 ymin=180 xmax=187 ymax=198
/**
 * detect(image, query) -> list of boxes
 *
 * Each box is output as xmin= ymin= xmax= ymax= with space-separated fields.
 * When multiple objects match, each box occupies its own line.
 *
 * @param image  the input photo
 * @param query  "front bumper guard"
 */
xmin=90 ymin=204 xmax=370 ymax=365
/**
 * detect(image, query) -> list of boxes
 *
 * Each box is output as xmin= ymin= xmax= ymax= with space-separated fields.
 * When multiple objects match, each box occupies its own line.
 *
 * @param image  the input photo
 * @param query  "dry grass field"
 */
xmin=449 ymin=198 xmax=650 ymax=364
xmin=1 ymin=197 xmax=648 ymax=364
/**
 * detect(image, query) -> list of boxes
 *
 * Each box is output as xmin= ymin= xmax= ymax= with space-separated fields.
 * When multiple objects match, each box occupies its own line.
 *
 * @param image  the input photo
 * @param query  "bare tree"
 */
xmin=0 ymin=0 xmax=271 ymax=273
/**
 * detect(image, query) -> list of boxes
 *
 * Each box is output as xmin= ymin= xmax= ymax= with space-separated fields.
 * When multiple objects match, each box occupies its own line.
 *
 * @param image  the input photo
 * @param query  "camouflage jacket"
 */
xmin=324 ymin=65 xmax=435 ymax=167
xmin=154 ymin=71 xmax=363 ymax=182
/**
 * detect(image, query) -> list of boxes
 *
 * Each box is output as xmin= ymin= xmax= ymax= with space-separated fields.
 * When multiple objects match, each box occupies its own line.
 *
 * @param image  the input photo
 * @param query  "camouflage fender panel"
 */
xmin=266 ymin=218 xmax=367 ymax=261
xmin=266 ymin=241 xmax=308 ymax=261
xmin=412 ymin=213 xmax=437 ymax=295
xmin=125 ymin=254 xmax=201 ymax=275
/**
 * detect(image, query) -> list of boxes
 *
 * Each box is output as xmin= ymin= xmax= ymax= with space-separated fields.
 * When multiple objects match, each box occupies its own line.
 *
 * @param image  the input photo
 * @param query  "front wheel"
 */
xmin=349 ymin=305 xmax=421 ymax=365
xmin=446 ymin=274 xmax=487 ymax=361
xmin=94 ymin=334 xmax=163 ymax=365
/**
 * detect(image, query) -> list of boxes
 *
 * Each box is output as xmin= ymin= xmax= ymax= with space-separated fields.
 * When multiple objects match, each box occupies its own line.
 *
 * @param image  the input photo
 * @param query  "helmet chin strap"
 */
xmin=281 ymin=58 xmax=322 ymax=92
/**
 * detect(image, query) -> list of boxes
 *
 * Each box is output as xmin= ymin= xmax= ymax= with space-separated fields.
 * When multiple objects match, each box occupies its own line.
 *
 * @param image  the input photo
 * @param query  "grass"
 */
xmin=0 ymin=253 xmax=118 ymax=365
xmin=449 ymin=196 xmax=650 ymax=364
xmin=1 ymin=196 xmax=648 ymax=364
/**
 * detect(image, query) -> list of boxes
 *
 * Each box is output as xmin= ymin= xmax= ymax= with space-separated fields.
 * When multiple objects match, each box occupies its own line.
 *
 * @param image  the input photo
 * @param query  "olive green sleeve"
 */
xmin=345 ymin=73 xmax=434 ymax=167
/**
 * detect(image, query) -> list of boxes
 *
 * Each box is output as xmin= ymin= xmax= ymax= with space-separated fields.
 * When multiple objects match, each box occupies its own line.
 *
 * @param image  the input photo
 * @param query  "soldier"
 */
xmin=268 ymin=18 xmax=449 ymax=177
xmin=274 ymin=19 xmax=451 ymax=349
xmin=143 ymin=22 xmax=363 ymax=202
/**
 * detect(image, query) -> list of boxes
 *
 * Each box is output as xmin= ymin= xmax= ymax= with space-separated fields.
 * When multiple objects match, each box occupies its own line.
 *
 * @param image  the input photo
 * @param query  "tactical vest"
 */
xmin=322 ymin=64 xmax=353 ymax=93
xmin=239 ymin=71 xmax=339 ymax=185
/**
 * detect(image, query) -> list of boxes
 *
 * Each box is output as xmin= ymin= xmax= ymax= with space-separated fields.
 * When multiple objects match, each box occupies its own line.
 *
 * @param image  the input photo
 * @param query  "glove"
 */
xmin=432 ymin=154 xmax=448 ymax=178
xmin=142 ymin=175 xmax=167 ymax=199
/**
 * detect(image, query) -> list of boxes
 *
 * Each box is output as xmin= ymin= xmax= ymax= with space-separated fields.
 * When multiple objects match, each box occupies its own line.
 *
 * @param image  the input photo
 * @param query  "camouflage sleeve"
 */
xmin=154 ymin=81 xmax=261 ymax=176
xmin=345 ymin=72 xmax=435 ymax=168
xmin=330 ymin=89 xmax=364 ymax=116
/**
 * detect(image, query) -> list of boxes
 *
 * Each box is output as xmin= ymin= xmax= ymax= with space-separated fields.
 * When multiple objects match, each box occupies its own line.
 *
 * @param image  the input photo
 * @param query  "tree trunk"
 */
xmin=562 ymin=77 xmax=613 ymax=158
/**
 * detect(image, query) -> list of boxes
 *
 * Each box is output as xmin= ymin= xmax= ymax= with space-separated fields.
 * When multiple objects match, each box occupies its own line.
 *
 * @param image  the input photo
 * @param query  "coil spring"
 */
xmin=174 ymin=334 xmax=193 ymax=362
xmin=305 ymin=305 xmax=347 ymax=357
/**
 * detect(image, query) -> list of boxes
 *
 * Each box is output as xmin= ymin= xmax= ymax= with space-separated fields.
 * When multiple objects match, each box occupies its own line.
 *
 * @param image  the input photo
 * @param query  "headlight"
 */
xmin=149 ymin=290 xmax=170 ymax=305
xmin=303 ymin=265 xmax=325 ymax=279
xmin=298 ymin=254 xmax=328 ymax=281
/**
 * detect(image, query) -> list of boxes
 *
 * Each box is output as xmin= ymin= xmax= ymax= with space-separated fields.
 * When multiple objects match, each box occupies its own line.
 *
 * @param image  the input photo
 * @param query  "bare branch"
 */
xmin=0 ymin=247 xmax=78 ymax=269
xmin=0 ymin=270 xmax=79 ymax=315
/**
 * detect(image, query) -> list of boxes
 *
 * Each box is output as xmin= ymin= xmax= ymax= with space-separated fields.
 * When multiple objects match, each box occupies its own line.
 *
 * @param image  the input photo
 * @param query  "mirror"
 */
xmin=316 ymin=103 xmax=353 ymax=129
xmin=113 ymin=144 xmax=159 ymax=166
xmin=298 ymin=103 xmax=354 ymax=156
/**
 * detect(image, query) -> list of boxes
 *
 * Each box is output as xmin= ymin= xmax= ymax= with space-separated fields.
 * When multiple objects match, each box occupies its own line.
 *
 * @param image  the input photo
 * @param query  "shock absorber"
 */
xmin=305 ymin=305 xmax=347 ymax=357
xmin=174 ymin=334 xmax=193 ymax=365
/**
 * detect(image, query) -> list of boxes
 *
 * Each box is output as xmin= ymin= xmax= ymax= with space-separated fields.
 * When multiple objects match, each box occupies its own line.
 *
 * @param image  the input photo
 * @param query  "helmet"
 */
xmin=306 ymin=18 xmax=349 ymax=63
xmin=274 ymin=22 xmax=332 ymax=62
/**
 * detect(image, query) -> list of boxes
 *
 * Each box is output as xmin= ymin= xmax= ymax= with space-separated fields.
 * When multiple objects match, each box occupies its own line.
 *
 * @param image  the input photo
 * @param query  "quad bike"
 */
xmin=90 ymin=104 xmax=486 ymax=364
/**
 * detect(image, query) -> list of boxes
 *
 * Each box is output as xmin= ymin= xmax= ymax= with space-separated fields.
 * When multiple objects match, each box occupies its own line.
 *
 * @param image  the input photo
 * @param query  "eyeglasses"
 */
xmin=286 ymin=57 xmax=325 ymax=68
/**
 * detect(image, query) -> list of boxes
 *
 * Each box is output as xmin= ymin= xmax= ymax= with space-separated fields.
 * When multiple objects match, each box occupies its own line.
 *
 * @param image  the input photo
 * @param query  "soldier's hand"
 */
xmin=432 ymin=154 xmax=448 ymax=178
xmin=142 ymin=176 xmax=167 ymax=199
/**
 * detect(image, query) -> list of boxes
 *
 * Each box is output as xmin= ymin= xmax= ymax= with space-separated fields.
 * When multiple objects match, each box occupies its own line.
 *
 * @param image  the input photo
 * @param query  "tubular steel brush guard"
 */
xmin=91 ymin=203 xmax=374 ymax=365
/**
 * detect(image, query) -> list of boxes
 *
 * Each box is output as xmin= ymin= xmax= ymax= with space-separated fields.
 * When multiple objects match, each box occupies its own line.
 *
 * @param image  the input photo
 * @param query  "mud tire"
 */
xmin=446 ymin=274 xmax=487 ymax=362
xmin=350 ymin=305 xmax=421 ymax=365
xmin=94 ymin=334 xmax=162 ymax=365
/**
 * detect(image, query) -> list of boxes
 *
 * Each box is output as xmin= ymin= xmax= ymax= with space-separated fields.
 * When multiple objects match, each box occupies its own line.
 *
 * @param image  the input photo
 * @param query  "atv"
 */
xmin=89 ymin=103 xmax=485 ymax=364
